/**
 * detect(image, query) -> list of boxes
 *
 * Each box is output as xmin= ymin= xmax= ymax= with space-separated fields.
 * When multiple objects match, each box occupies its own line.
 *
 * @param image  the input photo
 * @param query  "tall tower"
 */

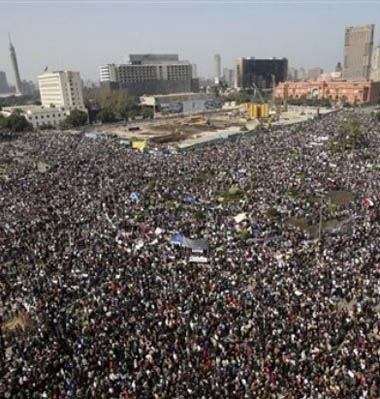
xmin=214 ymin=54 xmax=221 ymax=84
xmin=343 ymin=24 xmax=374 ymax=80
xmin=370 ymin=42 xmax=380 ymax=81
xmin=9 ymin=33 xmax=23 ymax=95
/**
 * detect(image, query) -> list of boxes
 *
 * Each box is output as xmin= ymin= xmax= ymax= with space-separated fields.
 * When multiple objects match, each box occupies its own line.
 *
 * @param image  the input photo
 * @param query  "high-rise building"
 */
xmin=343 ymin=24 xmax=374 ymax=80
xmin=8 ymin=34 xmax=23 ymax=95
xmin=298 ymin=67 xmax=307 ymax=80
xmin=214 ymin=54 xmax=221 ymax=84
xmin=21 ymin=80 xmax=37 ymax=96
xmin=38 ymin=70 xmax=85 ymax=110
xmin=191 ymin=64 xmax=198 ymax=79
xmin=222 ymin=68 xmax=235 ymax=87
xmin=99 ymin=54 xmax=198 ymax=96
xmin=99 ymin=64 xmax=118 ymax=83
xmin=288 ymin=67 xmax=298 ymax=81
xmin=308 ymin=67 xmax=324 ymax=81
xmin=370 ymin=43 xmax=380 ymax=81
xmin=0 ymin=71 xmax=9 ymax=93
xmin=235 ymin=57 xmax=288 ymax=89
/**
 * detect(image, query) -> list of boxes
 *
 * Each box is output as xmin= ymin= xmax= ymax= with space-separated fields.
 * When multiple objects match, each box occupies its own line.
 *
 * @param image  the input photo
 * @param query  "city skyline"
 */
xmin=1 ymin=1 xmax=380 ymax=85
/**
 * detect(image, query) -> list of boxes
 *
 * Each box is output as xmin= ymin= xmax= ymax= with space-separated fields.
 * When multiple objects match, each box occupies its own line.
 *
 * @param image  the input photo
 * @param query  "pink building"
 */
xmin=275 ymin=79 xmax=380 ymax=104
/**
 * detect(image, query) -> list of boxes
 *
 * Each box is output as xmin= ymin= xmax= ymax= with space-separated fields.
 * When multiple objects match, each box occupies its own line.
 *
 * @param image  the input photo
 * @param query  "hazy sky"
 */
xmin=1 ymin=0 xmax=380 ymax=85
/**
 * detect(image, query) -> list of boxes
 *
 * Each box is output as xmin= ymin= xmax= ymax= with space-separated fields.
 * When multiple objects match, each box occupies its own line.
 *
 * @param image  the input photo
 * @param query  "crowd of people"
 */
xmin=0 ymin=110 xmax=379 ymax=398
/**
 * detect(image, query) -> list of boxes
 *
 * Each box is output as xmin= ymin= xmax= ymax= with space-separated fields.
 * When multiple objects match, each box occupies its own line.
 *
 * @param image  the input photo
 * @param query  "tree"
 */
xmin=141 ymin=106 xmax=154 ymax=119
xmin=61 ymin=109 xmax=88 ymax=128
xmin=94 ymin=89 xmax=139 ymax=119
xmin=376 ymin=110 xmax=380 ymax=122
xmin=329 ymin=115 xmax=366 ymax=153
xmin=1 ymin=113 xmax=33 ymax=132
xmin=128 ymin=109 xmax=139 ymax=120
xmin=97 ymin=108 xmax=117 ymax=124
xmin=0 ymin=114 xmax=7 ymax=129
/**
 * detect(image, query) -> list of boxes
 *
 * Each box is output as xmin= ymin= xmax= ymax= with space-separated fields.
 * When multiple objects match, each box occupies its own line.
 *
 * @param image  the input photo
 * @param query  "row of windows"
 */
xmin=31 ymin=113 xmax=67 ymax=120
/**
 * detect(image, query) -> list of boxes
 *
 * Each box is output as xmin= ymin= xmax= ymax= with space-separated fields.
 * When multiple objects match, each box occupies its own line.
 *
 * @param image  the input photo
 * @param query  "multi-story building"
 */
xmin=99 ymin=54 xmax=199 ymax=97
xmin=343 ymin=24 xmax=374 ymax=80
xmin=223 ymin=68 xmax=235 ymax=87
xmin=1 ymin=70 xmax=87 ymax=130
xmin=235 ymin=57 xmax=288 ymax=89
xmin=214 ymin=54 xmax=221 ymax=84
xmin=308 ymin=67 xmax=324 ymax=81
xmin=287 ymin=67 xmax=298 ymax=81
xmin=370 ymin=43 xmax=380 ymax=81
xmin=191 ymin=64 xmax=198 ymax=79
xmin=1 ymin=105 xmax=74 ymax=129
xmin=298 ymin=67 xmax=307 ymax=80
xmin=38 ymin=70 xmax=85 ymax=110
xmin=0 ymin=71 xmax=9 ymax=93
xmin=99 ymin=64 xmax=118 ymax=83
xmin=275 ymin=78 xmax=380 ymax=104
xmin=21 ymin=80 xmax=37 ymax=96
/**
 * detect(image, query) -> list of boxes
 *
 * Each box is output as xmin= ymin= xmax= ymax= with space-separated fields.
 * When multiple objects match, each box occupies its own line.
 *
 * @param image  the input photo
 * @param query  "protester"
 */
xmin=0 ymin=110 xmax=379 ymax=398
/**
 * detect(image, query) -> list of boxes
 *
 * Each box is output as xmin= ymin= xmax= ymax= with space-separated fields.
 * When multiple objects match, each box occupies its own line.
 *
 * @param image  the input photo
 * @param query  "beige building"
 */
xmin=370 ymin=44 xmax=380 ymax=81
xmin=38 ymin=70 xmax=85 ymax=110
xmin=343 ymin=24 xmax=374 ymax=80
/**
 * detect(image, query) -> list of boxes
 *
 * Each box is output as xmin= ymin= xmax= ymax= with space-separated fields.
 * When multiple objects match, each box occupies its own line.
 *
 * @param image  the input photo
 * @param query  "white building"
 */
xmin=99 ymin=64 xmax=118 ymax=83
xmin=191 ymin=64 xmax=198 ymax=79
xmin=38 ymin=70 xmax=85 ymax=110
xmin=1 ymin=105 xmax=72 ymax=129
xmin=1 ymin=70 xmax=87 ymax=129
xmin=214 ymin=54 xmax=221 ymax=84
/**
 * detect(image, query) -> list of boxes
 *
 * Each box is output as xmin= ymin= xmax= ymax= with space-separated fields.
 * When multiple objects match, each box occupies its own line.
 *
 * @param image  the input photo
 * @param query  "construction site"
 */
xmin=89 ymin=102 xmax=334 ymax=150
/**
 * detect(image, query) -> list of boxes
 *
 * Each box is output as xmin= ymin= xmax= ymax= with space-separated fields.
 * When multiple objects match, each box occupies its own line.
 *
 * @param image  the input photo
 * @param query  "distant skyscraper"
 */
xmin=222 ymin=68 xmax=234 ymax=86
xmin=343 ymin=24 xmax=374 ymax=80
xmin=21 ymin=80 xmax=37 ymax=96
xmin=298 ymin=67 xmax=307 ymax=80
xmin=370 ymin=43 xmax=380 ymax=81
xmin=335 ymin=62 xmax=343 ymax=73
xmin=288 ymin=67 xmax=298 ymax=81
xmin=192 ymin=64 xmax=198 ymax=79
xmin=308 ymin=67 xmax=324 ymax=81
xmin=8 ymin=34 xmax=23 ymax=95
xmin=235 ymin=57 xmax=288 ymax=89
xmin=214 ymin=54 xmax=221 ymax=84
xmin=0 ymin=71 xmax=9 ymax=93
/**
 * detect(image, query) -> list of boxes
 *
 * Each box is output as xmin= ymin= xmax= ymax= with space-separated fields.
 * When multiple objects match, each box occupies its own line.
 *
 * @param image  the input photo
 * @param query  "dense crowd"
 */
xmin=0 ymin=110 xmax=379 ymax=398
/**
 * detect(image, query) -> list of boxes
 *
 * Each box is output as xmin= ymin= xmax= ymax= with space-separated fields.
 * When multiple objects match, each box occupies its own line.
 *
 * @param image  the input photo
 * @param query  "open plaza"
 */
xmin=0 ymin=109 xmax=379 ymax=398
